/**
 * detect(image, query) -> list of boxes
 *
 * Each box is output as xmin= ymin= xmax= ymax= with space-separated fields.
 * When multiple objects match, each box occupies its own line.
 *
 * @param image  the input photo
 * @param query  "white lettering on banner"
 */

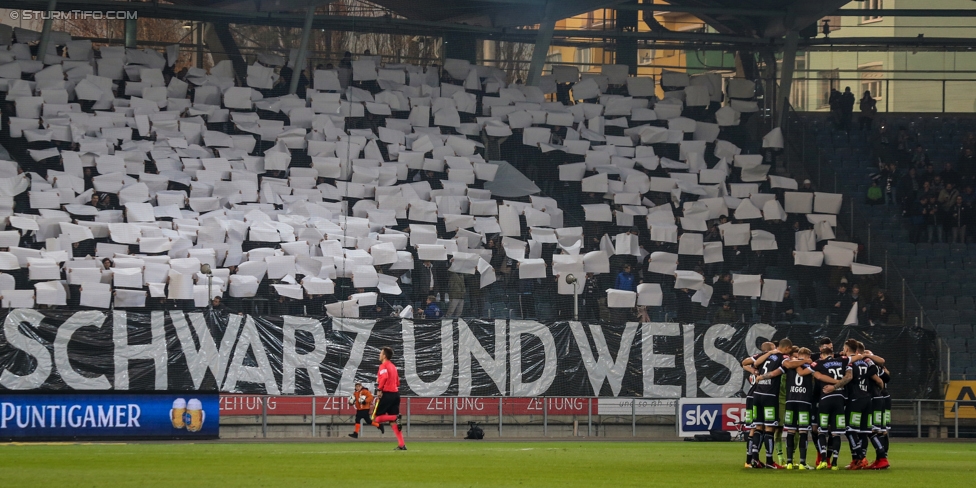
xmin=223 ymin=316 xmax=281 ymax=395
xmin=745 ymin=323 xmax=776 ymax=357
xmin=402 ymin=319 xmax=453 ymax=396
xmin=219 ymin=395 xmax=268 ymax=412
xmin=457 ymin=319 xmax=507 ymax=396
xmin=684 ymin=405 xmax=717 ymax=430
xmin=0 ymin=403 xmax=142 ymax=429
xmin=0 ymin=311 xmax=780 ymax=399
xmin=55 ymin=311 xmax=111 ymax=390
xmin=282 ymin=316 xmax=329 ymax=395
xmin=509 ymin=320 xmax=557 ymax=397
xmin=113 ymin=311 xmax=168 ymax=390
xmin=701 ymin=324 xmax=743 ymax=398
xmin=642 ymin=322 xmax=682 ymax=398
xmin=682 ymin=324 xmax=697 ymax=398
xmin=334 ymin=319 xmax=374 ymax=397
xmin=0 ymin=309 xmax=51 ymax=390
xmin=425 ymin=398 xmax=486 ymax=412
xmin=569 ymin=321 xmax=637 ymax=396
xmin=171 ymin=312 xmax=240 ymax=390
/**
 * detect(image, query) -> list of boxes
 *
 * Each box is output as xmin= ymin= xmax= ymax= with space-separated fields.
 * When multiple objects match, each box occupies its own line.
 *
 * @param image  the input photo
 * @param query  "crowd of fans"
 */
xmin=0 ymin=25 xmax=888 ymax=324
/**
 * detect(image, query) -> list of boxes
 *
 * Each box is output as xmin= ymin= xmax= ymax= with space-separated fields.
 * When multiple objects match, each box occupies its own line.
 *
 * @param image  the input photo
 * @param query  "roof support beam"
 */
xmin=526 ymin=1 xmax=557 ymax=87
xmin=777 ymin=30 xmax=799 ymax=129
xmin=35 ymin=0 xmax=57 ymax=64
xmin=124 ymin=14 xmax=138 ymax=48
xmin=289 ymin=5 xmax=315 ymax=95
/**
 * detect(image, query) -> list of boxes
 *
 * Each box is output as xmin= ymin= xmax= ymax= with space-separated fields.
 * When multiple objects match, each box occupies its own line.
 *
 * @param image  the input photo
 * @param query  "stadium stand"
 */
xmin=0 ymin=26 xmax=885 ymax=330
xmin=789 ymin=109 xmax=976 ymax=378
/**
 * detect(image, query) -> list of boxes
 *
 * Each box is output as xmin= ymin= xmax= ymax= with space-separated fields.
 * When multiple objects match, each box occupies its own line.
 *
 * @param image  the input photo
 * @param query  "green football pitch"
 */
xmin=2 ymin=440 xmax=975 ymax=487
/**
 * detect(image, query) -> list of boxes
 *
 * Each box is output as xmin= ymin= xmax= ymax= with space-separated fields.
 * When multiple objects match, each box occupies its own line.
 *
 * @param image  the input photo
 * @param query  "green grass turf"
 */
xmin=2 ymin=440 xmax=975 ymax=487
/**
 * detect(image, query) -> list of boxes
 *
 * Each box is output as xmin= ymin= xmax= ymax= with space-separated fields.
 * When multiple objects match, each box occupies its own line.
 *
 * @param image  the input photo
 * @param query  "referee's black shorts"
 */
xmin=373 ymin=391 xmax=401 ymax=417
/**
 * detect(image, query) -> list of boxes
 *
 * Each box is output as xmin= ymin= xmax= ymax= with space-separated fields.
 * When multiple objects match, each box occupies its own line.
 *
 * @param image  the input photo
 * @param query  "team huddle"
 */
xmin=742 ymin=338 xmax=891 ymax=470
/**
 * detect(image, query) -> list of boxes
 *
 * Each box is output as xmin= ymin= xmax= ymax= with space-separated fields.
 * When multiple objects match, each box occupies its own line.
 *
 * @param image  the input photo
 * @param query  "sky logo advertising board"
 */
xmin=0 ymin=393 xmax=219 ymax=440
xmin=676 ymin=398 xmax=746 ymax=437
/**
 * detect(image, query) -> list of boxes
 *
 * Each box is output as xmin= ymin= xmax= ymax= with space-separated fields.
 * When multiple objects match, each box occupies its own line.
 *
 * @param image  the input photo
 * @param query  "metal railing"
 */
xmin=891 ymin=399 xmax=976 ymax=439
xmin=788 ymin=77 xmax=976 ymax=114
xmin=220 ymin=395 xmax=976 ymax=440
xmin=219 ymin=395 xmax=678 ymax=438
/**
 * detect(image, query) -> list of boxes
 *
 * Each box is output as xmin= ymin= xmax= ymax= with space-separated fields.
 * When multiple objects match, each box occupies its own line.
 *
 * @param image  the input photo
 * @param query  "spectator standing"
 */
xmin=831 ymin=281 xmax=852 ymax=321
xmin=897 ymin=167 xmax=920 ymax=209
xmin=911 ymin=145 xmax=929 ymax=169
xmin=840 ymin=87 xmax=856 ymax=131
xmin=446 ymin=271 xmax=466 ymax=318
xmin=581 ymin=272 xmax=601 ymax=321
xmin=775 ymin=289 xmax=796 ymax=322
xmin=613 ymin=264 xmax=636 ymax=291
xmin=948 ymin=195 xmax=970 ymax=244
xmin=859 ymin=91 xmax=877 ymax=131
xmin=958 ymin=147 xmax=976 ymax=182
xmin=906 ymin=195 xmax=926 ymax=244
xmin=939 ymin=181 xmax=960 ymax=209
xmin=850 ymin=284 xmax=869 ymax=325
xmin=828 ymin=88 xmax=842 ymax=128
xmin=941 ymin=162 xmax=961 ymax=188
xmin=880 ymin=163 xmax=898 ymax=206
xmin=923 ymin=195 xmax=943 ymax=243
xmin=869 ymin=290 xmax=892 ymax=326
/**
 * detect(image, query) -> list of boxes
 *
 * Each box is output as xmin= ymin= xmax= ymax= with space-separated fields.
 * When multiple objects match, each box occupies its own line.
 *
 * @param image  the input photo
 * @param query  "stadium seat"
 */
xmin=942 ymin=310 xmax=961 ymax=325
xmin=947 ymin=338 xmax=968 ymax=352
xmin=937 ymin=323 xmax=955 ymax=337
xmin=943 ymin=282 xmax=961 ymax=296
xmin=955 ymin=353 xmax=972 ymax=367
xmin=939 ymin=296 xmax=957 ymax=309
xmin=959 ymin=310 xmax=976 ymax=325
xmin=955 ymin=296 xmax=975 ymax=310
xmin=954 ymin=324 xmax=975 ymax=339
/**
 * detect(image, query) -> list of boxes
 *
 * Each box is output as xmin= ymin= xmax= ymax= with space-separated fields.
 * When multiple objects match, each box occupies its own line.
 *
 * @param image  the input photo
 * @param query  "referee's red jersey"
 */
xmin=377 ymin=361 xmax=400 ymax=393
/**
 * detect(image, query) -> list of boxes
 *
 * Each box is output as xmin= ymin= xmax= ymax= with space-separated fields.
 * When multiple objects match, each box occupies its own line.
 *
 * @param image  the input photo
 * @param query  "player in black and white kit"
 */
xmin=751 ymin=338 xmax=794 ymax=469
xmin=870 ymin=363 xmax=892 ymax=469
xmin=813 ymin=345 xmax=852 ymax=470
xmin=781 ymin=347 xmax=841 ymax=470
xmin=843 ymin=339 xmax=877 ymax=470
xmin=741 ymin=342 xmax=776 ymax=468
xmin=844 ymin=339 xmax=890 ymax=469
xmin=809 ymin=338 xmax=839 ymax=466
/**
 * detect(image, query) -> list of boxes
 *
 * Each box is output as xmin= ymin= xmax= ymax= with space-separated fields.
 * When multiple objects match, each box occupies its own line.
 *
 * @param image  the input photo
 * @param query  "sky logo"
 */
xmin=677 ymin=398 xmax=747 ymax=437
xmin=681 ymin=404 xmax=721 ymax=431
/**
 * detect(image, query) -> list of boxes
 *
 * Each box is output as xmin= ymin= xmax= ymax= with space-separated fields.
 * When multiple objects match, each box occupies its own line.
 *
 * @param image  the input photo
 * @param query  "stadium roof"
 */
xmin=7 ymin=0 xmax=976 ymax=51
xmin=153 ymin=0 xmax=846 ymax=35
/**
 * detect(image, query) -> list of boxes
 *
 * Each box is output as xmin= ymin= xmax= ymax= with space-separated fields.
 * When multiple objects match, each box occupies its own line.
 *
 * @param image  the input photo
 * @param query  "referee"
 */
xmin=371 ymin=346 xmax=406 ymax=450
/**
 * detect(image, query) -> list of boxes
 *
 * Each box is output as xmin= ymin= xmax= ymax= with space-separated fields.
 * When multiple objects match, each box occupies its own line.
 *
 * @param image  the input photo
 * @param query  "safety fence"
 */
xmin=219 ymin=395 xmax=675 ymax=438
xmin=218 ymin=395 xmax=976 ymax=439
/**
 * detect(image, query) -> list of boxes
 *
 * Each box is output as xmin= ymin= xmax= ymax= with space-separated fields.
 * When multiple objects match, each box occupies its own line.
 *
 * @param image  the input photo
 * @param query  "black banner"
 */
xmin=0 ymin=309 xmax=939 ymax=399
